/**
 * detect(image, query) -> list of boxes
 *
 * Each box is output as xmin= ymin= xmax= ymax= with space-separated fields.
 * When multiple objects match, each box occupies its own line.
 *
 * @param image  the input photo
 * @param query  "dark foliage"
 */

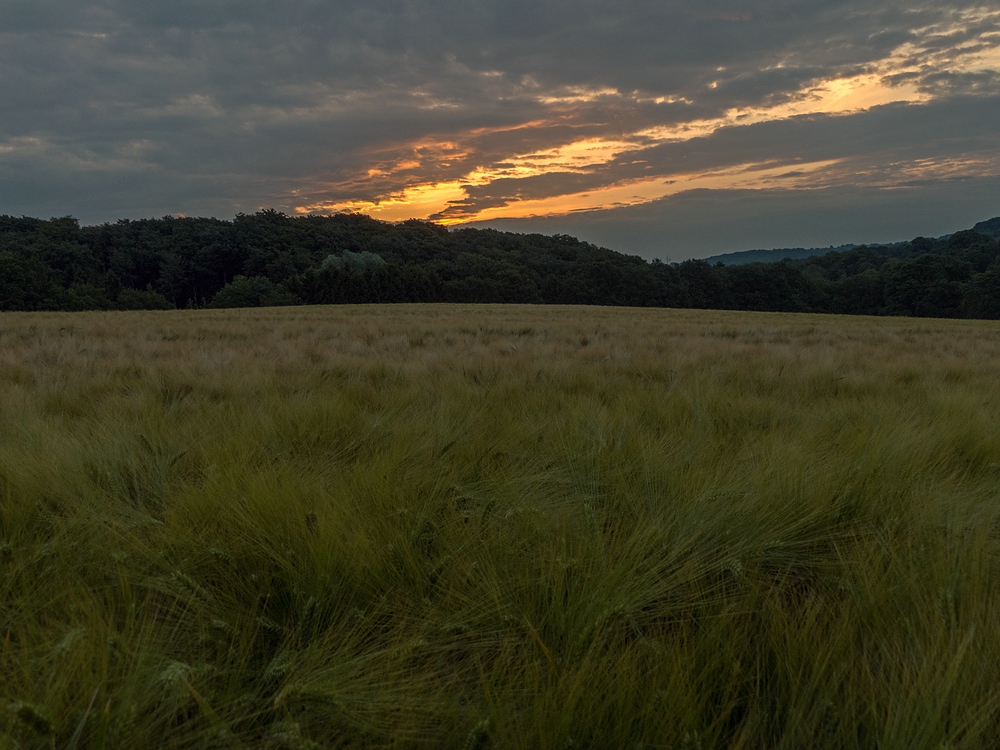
xmin=2 ymin=211 xmax=1000 ymax=319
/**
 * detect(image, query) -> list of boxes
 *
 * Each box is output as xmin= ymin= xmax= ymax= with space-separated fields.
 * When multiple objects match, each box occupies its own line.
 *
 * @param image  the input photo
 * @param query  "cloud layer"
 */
xmin=1 ymin=1 xmax=998 ymax=256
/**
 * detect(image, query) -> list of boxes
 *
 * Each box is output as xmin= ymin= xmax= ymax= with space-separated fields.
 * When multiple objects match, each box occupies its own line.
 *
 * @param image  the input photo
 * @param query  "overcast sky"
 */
xmin=2 ymin=1 xmax=998 ymax=259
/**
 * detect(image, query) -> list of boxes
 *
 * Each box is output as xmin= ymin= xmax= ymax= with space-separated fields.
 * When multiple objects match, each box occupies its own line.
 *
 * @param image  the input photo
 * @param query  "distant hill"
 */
xmin=697 ymin=216 xmax=1000 ymax=266
xmin=701 ymin=244 xmax=860 ymax=266
xmin=973 ymin=217 xmax=1000 ymax=238
xmin=701 ymin=240 xmax=920 ymax=266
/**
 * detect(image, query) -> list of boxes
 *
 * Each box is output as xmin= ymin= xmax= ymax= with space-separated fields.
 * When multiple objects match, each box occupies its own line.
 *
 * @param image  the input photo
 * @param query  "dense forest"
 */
xmin=2 ymin=210 xmax=1000 ymax=318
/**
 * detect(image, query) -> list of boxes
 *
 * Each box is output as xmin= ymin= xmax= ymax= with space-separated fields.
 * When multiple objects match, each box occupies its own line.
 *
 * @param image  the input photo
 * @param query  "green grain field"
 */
xmin=3 ymin=304 xmax=1000 ymax=749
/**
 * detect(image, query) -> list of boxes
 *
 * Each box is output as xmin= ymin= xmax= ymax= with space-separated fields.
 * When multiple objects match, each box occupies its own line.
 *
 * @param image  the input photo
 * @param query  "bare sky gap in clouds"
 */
xmin=1 ymin=0 xmax=998 ymax=258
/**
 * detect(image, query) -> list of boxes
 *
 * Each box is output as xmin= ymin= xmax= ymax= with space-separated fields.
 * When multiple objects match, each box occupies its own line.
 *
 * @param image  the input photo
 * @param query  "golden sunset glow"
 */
xmin=291 ymin=9 xmax=1000 ymax=227
xmin=293 ymin=67 xmax=933 ymax=222
xmin=453 ymin=159 xmax=842 ymax=224
xmin=536 ymin=86 xmax=621 ymax=104
xmin=302 ymin=181 xmax=470 ymax=223
xmin=469 ymin=138 xmax=638 ymax=181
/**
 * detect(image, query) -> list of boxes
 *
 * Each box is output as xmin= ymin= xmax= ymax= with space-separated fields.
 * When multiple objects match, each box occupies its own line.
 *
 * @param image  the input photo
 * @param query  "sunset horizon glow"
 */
xmin=290 ymin=9 xmax=1000 ymax=232
xmin=2 ymin=1 xmax=999 ymax=257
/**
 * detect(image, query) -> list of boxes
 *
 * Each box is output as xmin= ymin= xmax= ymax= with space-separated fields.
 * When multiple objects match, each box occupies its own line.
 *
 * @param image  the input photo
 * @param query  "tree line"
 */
xmin=2 ymin=210 xmax=1000 ymax=318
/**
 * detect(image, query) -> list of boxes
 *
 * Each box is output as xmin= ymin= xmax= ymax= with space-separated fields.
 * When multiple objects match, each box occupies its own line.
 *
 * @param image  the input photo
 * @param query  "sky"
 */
xmin=1 ymin=1 xmax=999 ymax=260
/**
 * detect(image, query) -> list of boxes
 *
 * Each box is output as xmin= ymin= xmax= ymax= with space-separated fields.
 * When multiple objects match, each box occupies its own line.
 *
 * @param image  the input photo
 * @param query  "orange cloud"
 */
xmin=293 ymin=9 xmax=1000 ymax=225
xmin=299 ymin=181 xmax=470 ymax=222
xmin=440 ymin=159 xmax=842 ymax=224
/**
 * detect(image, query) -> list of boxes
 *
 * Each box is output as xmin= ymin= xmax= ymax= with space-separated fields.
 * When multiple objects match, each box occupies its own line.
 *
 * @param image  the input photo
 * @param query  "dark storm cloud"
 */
xmin=1 ymin=0 xmax=998 ymax=254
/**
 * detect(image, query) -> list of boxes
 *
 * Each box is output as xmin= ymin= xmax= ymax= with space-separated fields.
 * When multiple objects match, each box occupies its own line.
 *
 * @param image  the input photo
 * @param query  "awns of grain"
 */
xmin=2 ymin=304 xmax=1000 ymax=748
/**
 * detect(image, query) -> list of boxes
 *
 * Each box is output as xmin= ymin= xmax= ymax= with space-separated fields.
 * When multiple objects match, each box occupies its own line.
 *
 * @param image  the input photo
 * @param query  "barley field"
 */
xmin=3 ymin=304 xmax=1000 ymax=749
